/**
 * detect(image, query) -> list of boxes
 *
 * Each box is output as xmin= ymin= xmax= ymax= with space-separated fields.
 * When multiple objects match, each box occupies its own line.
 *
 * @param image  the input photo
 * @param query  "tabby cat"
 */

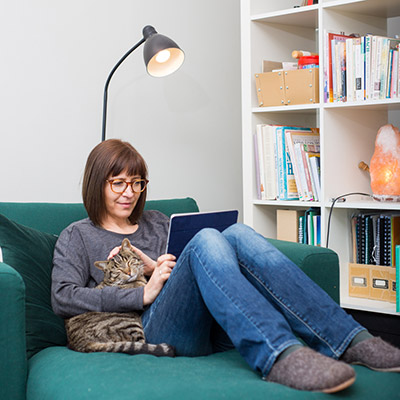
xmin=65 ymin=238 xmax=175 ymax=357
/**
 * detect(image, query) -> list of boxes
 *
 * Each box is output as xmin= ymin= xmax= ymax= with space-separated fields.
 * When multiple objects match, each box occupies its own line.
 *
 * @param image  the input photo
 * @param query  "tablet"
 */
xmin=165 ymin=210 xmax=239 ymax=259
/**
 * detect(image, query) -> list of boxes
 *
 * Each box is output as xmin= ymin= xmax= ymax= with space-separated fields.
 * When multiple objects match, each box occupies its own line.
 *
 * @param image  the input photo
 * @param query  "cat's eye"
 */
xmin=106 ymin=179 xmax=149 ymax=194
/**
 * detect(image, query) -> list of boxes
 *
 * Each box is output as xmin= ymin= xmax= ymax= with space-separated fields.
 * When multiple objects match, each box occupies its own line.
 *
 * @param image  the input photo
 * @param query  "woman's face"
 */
xmin=104 ymin=170 xmax=142 ymax=225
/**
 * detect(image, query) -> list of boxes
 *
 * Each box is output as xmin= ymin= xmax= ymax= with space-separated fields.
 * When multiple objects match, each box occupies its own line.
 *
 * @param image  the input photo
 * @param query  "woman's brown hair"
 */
xmin=82 ymin=139 xmax=148 ymax=226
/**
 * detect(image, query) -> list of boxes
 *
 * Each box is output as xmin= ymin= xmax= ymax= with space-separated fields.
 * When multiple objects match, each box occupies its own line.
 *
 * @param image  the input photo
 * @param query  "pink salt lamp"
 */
xmin=370 ymin=124 xmax=400 ymax=201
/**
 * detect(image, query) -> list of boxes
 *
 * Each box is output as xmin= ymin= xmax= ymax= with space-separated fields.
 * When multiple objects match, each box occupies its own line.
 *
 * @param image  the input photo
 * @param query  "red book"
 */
xmin=327 ymin=32 xmax=352 ymax=102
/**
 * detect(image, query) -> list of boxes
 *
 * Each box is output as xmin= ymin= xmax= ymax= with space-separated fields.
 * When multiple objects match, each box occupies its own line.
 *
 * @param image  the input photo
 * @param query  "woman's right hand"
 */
xmin=143 ymin=253 xmax=176 ymax=306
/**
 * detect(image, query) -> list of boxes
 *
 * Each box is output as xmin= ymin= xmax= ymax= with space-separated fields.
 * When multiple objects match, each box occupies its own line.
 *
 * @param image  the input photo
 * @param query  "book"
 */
xmin=365 ymin=34 xmax=373 ymax=100
xmin=326 ymin=32 xmax=400 ymax=103
xmin=299 ymin=215 xmax=305 ymax=244
xmin=305 ymin=208 xmax=320 ymax=245
xmin=255 ymin=125 xmax=266 ymax=200
xmin=346 ymin=37 xmax=354 ymax=102
xmin=326 ymin=32 xmax=353 ymax=102
xmin=309 ymin=155 xmax=321 ymax=201
xmin=285 ymin=128 xmax=319 ymax=201
xmin=396 ymin=245 xmax=400 ymax=312
xmin=261 ymin=125 xmax=277 ymax=200
xmin=390 ymin=215 xmax=400 ymax=267
xmin=276 ymin=126 xmax=299 ymax=200
xmin=354 ymin=37 xmax=364 ymax=101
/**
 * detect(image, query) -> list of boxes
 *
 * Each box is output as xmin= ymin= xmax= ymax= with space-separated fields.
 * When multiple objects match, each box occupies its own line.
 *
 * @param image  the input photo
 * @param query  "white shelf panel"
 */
xmin=341 ymin=296 xmax=399 ymax=316
xmin=323 ymin=0 xmax=400 ymax=19
xmin=254 ymin=199 xmax=321 ymax=207
xmin=252 ymin=104 xmax=320 ymax=113
xmin=251 ymin=6 xmax=318 ymax=28
xmin=324 ymin=199 xmax=400 ymax=210
xmin=324 ymin=98 xmax=400 ymax=111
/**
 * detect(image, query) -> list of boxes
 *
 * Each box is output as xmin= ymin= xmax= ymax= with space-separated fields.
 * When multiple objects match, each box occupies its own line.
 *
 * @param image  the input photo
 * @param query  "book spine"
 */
xmin=262 ymin=125 xmax=277 ymax=200
xmin=276 ymin=127 xmax=289 ymax=200
xmin=365 ymin=35 xmax=372 ymax=100
xmin=355 ymin=38 xmax=364 ymax=101
xmin=300 ymin=145 xmax=314 ymax=200
xmin=396 ymin=245 xmax=400 ymax=312
xmin=255 ymin=125 xmax=266 ymax=200
xmin=380 ymin=38 xmax=389 ymax=99
xmin=253 ymin=133 xmax=261 ymax=200
xmin=294 ymin=143 xmax=311 ymax=201
xmin=372 ymin=36 xmax=380 ymax=100
xmin=286 ymin=131 xmax=305 ymax=200
xmin=284 ymin=132 xmax=299 ymax=200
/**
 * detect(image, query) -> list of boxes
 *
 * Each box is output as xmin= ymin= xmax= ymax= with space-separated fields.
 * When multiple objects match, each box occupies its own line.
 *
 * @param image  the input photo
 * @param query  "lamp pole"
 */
xmin=101 ymin=38 xmax=146 ymax=142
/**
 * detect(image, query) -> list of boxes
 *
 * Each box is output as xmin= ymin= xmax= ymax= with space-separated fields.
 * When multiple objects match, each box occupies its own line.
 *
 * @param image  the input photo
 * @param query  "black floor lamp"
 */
xmin=101 ymin=25 xmax=185 ymax=142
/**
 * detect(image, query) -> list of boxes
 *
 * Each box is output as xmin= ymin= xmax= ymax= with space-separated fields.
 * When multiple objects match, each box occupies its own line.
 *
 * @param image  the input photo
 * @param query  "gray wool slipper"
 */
xmin=266 ymin=347 xmax=356 ymax=393
xmin=341 ymin=337 xmax=400 ymax=372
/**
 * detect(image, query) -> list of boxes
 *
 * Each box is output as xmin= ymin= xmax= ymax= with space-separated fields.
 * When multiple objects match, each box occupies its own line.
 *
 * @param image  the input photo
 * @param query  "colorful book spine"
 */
xmin=396 ymin=245 xmax=400 ymax=312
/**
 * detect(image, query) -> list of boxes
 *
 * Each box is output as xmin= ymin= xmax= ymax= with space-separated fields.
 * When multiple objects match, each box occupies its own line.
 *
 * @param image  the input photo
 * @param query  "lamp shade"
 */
xmin=370 ymin=124 xmax=400 ymax=201
xmin=142 ymin=26 xmax=185 ymax=77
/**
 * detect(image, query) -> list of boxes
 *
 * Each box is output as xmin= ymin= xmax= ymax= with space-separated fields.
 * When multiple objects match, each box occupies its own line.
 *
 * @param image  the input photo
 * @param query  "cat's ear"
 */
xmin=121 ymin=238 xmax=131 ymax=251
xmin=94 ymin=260 xmax=108 ymax=271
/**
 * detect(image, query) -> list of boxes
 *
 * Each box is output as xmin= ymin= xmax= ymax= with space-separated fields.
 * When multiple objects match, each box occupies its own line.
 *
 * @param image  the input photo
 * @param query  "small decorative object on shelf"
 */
xmin=370 ymin=124 xmax=400 ymax=202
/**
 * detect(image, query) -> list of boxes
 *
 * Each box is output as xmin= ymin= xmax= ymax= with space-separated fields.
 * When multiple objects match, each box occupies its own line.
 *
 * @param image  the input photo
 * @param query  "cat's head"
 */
xmin=94 ymin=238 xmax=145 ymax=286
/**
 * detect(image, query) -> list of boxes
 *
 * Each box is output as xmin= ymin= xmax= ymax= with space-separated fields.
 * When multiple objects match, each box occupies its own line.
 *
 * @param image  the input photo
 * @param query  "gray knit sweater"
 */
xmin=51 ymin=210 xmax=169 ymax=318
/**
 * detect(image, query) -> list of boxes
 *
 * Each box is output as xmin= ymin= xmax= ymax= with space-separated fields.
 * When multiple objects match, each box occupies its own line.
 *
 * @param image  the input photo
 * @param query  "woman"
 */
xmin=52 ymin=139 xmax=400 ymax=393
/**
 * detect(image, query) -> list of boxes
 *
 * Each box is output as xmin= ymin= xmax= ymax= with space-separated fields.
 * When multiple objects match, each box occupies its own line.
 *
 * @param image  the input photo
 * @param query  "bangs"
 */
xmin=108 ymin=146 xmax=147 ymax=179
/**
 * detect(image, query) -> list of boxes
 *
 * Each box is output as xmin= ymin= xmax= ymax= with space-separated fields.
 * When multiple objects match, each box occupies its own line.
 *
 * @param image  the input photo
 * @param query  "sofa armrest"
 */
xmin=267 ymin=239 xmax=340 ymax=304
xmin=0 ymin=262 xmax=27 ymax=400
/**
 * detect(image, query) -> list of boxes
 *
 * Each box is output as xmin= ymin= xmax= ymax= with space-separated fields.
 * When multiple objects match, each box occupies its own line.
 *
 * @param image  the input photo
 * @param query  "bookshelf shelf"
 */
xmin=341 ymin=296 xmax=398 ymax=316
xmin=254 ymin=199 xmax=321 ymax=208
xmin=241 ymin=0 xmax=400 ymax=316
xmin=323 ymin=0 xmax=400 ymax=19
xmin=251 ymin=6 xmax=318 ymax=28
xmin=323 ymin=98 xmax=400 ymax=111
xmin=325 ymin=200 xmax=400 ymax=211
xmin=252 ymin=104 xmax=320 ymax=113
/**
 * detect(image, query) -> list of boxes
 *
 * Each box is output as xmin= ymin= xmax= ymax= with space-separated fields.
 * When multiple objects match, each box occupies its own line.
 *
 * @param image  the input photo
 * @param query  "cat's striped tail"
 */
xmin=87 ymin=341 xmax=175 ymax=357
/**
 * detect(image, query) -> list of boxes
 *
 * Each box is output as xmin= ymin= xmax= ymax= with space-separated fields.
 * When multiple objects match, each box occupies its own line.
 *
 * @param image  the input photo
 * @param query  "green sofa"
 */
xmin=0 ymin=198 xmax=398 ymax=400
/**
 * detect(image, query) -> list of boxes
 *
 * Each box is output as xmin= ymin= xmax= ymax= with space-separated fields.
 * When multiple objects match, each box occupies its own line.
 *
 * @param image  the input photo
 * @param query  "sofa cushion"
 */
xmin=27 ymin=347 xmax=400 ymax=400
xmin=0 ymin=214 xmax=67 ymax=358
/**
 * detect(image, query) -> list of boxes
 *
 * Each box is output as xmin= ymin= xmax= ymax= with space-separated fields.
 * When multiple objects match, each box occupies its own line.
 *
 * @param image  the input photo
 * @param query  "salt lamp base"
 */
xmin=373 ymin=194 xmax=400 ymax=202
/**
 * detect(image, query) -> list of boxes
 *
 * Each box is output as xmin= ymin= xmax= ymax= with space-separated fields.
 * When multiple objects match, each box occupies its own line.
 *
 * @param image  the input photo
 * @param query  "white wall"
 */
xmin=0 ymin=0 xmax=242 ymax=215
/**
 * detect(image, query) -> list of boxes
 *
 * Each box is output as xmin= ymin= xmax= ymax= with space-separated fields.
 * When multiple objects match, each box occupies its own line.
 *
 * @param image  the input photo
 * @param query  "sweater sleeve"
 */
xmin=51 ymin=225 xmax=145 ymax=318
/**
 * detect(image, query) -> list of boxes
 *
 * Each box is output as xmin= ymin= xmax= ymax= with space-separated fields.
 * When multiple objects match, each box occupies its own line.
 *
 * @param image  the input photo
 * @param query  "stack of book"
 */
xmin=276 ymin=208 xmax=321 ymax=246
xmin=254 ymin=124 xmax=320 ymax=201
xmin=351 ymin=211 xmax=400 ymax=267
xmin=324 ymin=32 xmax=400 ymax=103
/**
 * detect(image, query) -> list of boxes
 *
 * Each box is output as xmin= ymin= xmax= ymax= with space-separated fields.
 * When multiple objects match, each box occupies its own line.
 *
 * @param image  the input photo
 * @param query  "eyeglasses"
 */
xmin=106 ymin=178 xmax=149 ymax=194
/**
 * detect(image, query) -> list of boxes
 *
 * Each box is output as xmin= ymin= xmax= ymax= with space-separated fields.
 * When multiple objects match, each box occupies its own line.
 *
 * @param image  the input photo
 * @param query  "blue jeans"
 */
xmin=141 ymin=224 xmax=364 ymax=377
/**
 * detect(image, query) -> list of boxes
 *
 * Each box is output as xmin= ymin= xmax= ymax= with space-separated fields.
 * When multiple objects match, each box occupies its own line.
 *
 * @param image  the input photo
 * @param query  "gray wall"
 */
xmin=1 ymin=0 xmax=242 ymax=215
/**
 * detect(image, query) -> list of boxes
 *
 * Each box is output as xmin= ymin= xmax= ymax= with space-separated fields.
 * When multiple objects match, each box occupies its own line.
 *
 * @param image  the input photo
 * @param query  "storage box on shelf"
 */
xmin=241 ymin=0 xmax=400 ymax=316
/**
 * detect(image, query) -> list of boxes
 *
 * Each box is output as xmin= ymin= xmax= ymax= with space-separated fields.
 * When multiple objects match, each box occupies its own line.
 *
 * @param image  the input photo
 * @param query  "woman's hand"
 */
xmin=108 ymin=243 xmax=157 ymax=276
xmin=143 ymin=253 xmax=176 ymax=306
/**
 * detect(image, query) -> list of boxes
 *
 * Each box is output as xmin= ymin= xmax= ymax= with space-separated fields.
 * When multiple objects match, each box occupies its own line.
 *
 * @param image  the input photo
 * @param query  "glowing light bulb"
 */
xmin=155 ymin=50 xmax=171 ymax=63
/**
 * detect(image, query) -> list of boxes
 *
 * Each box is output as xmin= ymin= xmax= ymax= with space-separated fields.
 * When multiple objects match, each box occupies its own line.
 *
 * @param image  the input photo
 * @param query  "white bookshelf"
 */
xmin=241 ymin=0 xmax=400 ymax=315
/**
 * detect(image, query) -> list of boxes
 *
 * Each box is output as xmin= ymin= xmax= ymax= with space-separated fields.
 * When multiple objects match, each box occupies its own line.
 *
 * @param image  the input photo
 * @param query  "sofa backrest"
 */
xmin=0 ymin=197 xmax=199 ymax=235
xmin=0 ymin=198 xmax=199 ymax=358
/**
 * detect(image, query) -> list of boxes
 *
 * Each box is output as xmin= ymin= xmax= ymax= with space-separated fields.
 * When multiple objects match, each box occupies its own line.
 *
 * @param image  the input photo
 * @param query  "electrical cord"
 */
xmin=326 ymin=192 xmax=373 ymax=248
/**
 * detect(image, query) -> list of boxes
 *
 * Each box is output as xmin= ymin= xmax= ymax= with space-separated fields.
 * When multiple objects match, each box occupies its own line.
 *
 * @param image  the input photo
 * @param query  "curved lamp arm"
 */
xmin=101 ymin=38 xmax=146 ymax=142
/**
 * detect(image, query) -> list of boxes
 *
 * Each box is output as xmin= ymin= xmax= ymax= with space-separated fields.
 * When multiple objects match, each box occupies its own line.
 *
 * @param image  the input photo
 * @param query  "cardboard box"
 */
xmin=255 ymin=62 xmax=319 ymax=107
xmin=276 ymin=209 xmax=301 ymax=243
xmin=349 ymin=263 xmax=396 ymax=304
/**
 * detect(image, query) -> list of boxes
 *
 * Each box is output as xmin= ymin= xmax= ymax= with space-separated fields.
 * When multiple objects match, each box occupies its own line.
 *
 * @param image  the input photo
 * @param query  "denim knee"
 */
xmin=223 ymin=223 xmax=255 ymax=244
